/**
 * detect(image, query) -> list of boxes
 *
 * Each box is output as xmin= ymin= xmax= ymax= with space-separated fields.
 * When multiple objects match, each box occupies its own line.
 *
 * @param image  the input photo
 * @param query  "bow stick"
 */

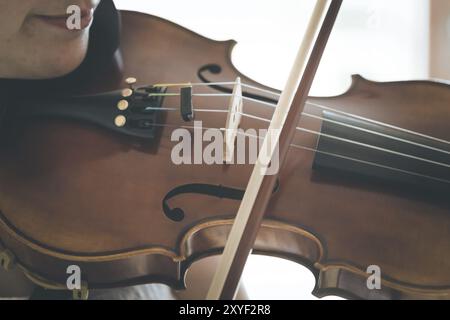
xmin=207 ymin=0 xmax=343 ymax=300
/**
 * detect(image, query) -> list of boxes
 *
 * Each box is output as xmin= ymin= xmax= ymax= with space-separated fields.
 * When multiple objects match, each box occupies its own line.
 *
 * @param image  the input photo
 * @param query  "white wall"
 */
xmin=113 ymin=0 xmax=430 ymax=299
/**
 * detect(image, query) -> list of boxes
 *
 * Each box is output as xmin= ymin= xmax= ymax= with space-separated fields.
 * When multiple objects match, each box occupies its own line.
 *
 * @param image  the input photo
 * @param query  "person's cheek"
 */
xmin=0 ymin=1 xmax=34 ymax=33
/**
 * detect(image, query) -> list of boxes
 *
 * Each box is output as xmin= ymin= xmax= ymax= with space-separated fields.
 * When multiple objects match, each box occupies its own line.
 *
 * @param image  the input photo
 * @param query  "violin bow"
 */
xmin=207 ymin=0 xmax=343 ymax=300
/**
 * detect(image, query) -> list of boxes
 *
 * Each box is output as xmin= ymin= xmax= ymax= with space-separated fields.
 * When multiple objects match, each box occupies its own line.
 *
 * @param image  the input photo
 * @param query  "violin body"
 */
xmin=0 ymin=11 xmax=449 ymax=299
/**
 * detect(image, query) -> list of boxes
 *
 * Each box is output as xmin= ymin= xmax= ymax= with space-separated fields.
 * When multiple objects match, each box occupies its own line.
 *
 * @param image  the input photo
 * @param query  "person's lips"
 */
xmin=33 ymin=8 xmax=94 ymax=31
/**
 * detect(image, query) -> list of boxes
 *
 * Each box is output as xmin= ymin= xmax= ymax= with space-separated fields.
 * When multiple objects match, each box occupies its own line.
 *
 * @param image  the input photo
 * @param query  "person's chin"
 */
xmin=33 ymin=36 xmax=89 ymax=79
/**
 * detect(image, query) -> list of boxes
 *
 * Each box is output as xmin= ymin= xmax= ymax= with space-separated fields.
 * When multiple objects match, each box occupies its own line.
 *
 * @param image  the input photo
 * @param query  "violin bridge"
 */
xmin=223 ymin=77 xmax=243 ymax=164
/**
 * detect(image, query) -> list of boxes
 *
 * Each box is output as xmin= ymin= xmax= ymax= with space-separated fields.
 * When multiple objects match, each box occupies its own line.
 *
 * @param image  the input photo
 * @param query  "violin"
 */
xmin=0 ymin=2 xmax=449 ymax=300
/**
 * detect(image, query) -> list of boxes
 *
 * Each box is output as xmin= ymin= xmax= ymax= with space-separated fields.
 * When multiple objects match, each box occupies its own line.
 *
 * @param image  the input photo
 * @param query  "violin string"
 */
xmin=191 ymin=82 xmax=281 ymax=97
xmin=305 ymin=101 xmax=450 ymax=146
xmin=138 ymin=114 xmax=450 ymax=173
xmin=144 ymin=107 xmax=228 ymax=113
xmin=238 ymin=111 xmax=450 ymax=157
xmin=300 ymin=112 xmax=450 ymax=156
xmin=195 ymin=109 xmax=229 ymax=113
xmin=132 ymin=119 xmax=450 ymax=184
xmin=139 ymin=81 xmax=450 ymax=182
xmin=150 ymin=83 xmax=450 ymax=146
xmin=150 ymin=92 xmax=278 ymax=108
xmin=143 ymin=106 xmax=450 ymax=157
xmin=237 ymin=110 xmax=450 ymax=168
xmin=238 ymin=131 xmax=450 ymax=185
xmin=199 ymin=93 xmax=450 ymax=146
xmin=145 ymin=122 xmax=223 ymax=131
xmin=293 ymin=145 xmax=450 ymax=185
xmin=297 ymin=127 xmax=450 ymax=169
xmin=153 ymin=81 xmax=281 ymax=97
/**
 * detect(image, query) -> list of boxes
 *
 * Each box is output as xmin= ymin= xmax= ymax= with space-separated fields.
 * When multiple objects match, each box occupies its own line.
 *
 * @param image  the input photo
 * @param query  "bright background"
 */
xmin=113 ymin=0 xmax=433 ymax=299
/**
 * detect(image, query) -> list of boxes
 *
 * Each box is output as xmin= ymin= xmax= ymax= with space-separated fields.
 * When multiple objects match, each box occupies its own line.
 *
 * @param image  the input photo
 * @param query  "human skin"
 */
xmin=0 ymin=0 xmax=101 ymax=79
